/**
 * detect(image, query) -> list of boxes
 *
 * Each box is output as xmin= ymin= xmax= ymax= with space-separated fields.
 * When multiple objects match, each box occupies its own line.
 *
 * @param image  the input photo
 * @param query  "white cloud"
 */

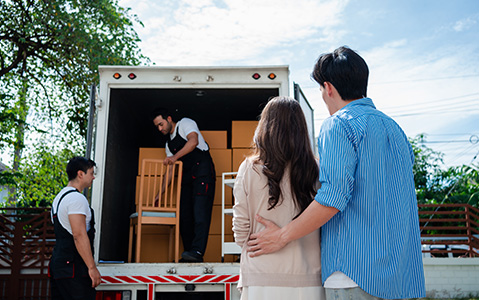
xmin=119 ymin=0 xmax=349 ymax=65
xmin=453 ymin=16 xmax=477 ymax=32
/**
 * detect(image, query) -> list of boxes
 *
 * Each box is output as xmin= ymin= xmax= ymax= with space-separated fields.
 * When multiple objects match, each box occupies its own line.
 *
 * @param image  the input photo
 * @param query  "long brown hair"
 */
xmin=253 ymin=96 xmax=319 ymax=216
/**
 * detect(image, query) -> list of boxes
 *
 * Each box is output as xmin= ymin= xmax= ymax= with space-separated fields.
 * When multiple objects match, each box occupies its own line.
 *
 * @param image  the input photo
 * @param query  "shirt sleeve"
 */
xmin=314 ymin=117 xmax=357 ymax=212
xmin=178 ymin=118 xmax=201 ymax=139
xmin=66 ymin=193 xmax=90 ymax=216
xmin=232 ymin=159 xmax=251 ymax=247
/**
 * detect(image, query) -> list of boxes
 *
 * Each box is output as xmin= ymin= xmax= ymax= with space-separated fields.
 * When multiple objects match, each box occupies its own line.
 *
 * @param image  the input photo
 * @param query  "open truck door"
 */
xmin=294 ymin=82 xmax=316 ymax=154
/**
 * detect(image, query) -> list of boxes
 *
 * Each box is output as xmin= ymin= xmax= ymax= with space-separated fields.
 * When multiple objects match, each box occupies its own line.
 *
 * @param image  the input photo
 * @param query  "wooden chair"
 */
xmin=128 ymin=159 xmax=183 ymax=263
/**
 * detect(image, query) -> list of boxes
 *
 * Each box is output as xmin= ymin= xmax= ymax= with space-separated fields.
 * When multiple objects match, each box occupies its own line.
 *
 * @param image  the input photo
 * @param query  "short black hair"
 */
xmin=151 ymin=107 xmax=170 ymax=122
xmin=66 ymin=157 xmax=96 ymax=181
xmin=151 ymin=107 xmax=180 ymax=123
xmin=312 ymin=46 xmax=369 ymax=100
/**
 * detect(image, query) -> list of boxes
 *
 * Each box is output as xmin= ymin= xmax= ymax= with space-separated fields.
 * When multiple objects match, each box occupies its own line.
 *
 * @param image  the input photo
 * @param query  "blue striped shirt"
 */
xmin=315 ymin=98 xmax=425 ymax=299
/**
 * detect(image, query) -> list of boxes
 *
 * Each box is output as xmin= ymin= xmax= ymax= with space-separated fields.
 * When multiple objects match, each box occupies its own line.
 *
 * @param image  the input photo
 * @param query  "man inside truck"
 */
xmin=152 ymin=108 xmax=216 ymax=263
xmin=246 ymin=47 xmax=426 ymax=300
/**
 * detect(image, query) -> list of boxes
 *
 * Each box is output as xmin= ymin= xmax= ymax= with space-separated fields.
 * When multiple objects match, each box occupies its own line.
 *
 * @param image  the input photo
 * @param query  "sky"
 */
xmin=120 ymin=0 xmax=478 ymax=167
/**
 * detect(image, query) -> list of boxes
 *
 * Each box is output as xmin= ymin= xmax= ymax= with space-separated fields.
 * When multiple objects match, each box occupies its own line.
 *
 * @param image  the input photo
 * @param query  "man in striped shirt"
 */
xmin=247 ymin=46 xmax=426 ymax=299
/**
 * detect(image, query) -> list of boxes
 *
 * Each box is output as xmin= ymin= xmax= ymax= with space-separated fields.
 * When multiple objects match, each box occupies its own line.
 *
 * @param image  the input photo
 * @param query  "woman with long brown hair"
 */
xmin=233 ymin=96 xmax=325 ymax=300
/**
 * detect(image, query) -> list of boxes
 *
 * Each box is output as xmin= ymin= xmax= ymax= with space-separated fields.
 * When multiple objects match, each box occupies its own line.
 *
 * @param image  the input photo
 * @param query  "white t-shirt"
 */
xmin=51 ymin=187 xmax=91 ymax=235
xmin=165 ymin=118 xmax=209 ymax=157
xmin=324 ymin=271 xmax=359 ymax=288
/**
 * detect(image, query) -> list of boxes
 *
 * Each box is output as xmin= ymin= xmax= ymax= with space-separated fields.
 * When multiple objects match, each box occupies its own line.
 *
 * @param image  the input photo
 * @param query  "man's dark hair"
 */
xmin=151 ymin=107 xmax=179 ymax=123
xmin=66 ymin=157 xmax=96 ymax=181
xmin=312 ymin=46 xmax=369 ymax=100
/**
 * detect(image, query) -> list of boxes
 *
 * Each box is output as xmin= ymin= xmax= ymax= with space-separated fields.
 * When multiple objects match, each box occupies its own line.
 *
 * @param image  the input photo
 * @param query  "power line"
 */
xmin=446 ymin=144 xmax=479 ymax=166
xmin=384 ymin=98 xmax=479 ymax=115
xmin=381 ymin=93 xmax=479 ymax=110
xmin=371 ymin=74 xmax=479 ymax=85
xmin=390 ymin=107 xmax=479 ymax=118
xmin=422 ymin=140 xmax=476 ymax=144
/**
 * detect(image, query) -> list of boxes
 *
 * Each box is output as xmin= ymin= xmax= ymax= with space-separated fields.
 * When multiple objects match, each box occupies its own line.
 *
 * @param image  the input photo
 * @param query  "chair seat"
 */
xmin=129 ymin=211 xmax=176 ymax=219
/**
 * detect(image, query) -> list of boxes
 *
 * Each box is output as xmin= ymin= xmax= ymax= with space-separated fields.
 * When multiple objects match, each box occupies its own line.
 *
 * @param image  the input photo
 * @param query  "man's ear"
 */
xmin=167 ymin=116 xmax=173 ymax=123
xmin=77 ymin=170 xmax=85 ymax=179
xmin=324 ymin=82 xmax=334 ymax=97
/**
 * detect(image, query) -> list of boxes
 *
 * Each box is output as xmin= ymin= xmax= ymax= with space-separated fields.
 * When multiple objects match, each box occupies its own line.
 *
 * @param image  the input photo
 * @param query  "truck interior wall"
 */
xmin=100 ymin=88 xmax=278 ymax=262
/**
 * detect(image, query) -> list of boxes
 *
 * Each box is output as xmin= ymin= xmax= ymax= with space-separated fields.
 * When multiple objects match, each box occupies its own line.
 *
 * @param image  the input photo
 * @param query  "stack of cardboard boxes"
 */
xmin=133 ymin=121 xmax=258 ymax=263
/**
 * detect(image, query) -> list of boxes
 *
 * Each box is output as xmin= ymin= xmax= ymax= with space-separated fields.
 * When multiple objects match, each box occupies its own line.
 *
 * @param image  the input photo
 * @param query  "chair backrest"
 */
xmin=137 ymin=159 xmax=183 ymax=214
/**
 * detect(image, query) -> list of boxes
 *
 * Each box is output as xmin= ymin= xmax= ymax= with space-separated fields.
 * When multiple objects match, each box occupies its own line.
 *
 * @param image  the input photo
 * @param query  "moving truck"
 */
xmin=91 ymin=66 xmax=315 ymax=300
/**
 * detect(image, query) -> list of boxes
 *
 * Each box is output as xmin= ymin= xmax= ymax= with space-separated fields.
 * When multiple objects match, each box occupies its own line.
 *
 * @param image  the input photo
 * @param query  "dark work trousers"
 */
xmin=51 ymin=276 xmax=96 ymax=300
xmin=180 ymin=178 xmax=215 ymax=254
xmin=49 ymin=189 xmax=96 ymax=300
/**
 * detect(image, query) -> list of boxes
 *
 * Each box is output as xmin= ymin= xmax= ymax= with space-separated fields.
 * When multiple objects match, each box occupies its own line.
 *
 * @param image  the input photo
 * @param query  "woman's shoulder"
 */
xmin=238 ymin=155 xmax=264 ymax=177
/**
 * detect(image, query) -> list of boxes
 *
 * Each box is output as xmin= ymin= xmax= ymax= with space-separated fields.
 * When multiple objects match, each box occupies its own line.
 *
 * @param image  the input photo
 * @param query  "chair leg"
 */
xmin=168 ymin=226 xmax=174 ymax=262
xmin=128 ymin=221 xmax=134 ymax=263
xmin=175 ymin=223 xmax=180 ymax=263
xmin=135 ymin=222 xmax=142 ymax=263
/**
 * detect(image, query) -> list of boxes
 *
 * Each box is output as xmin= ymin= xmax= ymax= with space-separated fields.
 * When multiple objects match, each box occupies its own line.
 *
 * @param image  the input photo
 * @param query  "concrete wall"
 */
xmin=423 ymin=258 xmax=479 ymax=298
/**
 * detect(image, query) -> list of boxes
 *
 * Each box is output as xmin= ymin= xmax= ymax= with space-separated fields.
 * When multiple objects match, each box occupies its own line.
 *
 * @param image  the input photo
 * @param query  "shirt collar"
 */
xmin=341 ymin=97 xmax=375 ymax=111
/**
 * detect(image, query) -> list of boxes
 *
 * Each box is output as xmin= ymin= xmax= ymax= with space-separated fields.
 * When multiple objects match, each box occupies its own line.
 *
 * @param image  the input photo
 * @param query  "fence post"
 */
xmin=465 ymin=205 xmax=472 ymax=257
xmin=11 ymin=218 xmax=23 ymax=300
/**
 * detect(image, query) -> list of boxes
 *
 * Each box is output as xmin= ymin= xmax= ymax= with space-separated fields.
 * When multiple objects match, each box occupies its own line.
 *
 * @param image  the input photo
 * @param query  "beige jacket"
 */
xmin=233 ymin=157 xmax=322 ymax=288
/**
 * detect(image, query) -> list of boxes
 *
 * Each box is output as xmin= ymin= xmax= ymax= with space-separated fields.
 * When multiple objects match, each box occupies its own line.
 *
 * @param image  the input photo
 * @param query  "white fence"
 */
xmin=423 ymin=258 xmax=479 ymax=298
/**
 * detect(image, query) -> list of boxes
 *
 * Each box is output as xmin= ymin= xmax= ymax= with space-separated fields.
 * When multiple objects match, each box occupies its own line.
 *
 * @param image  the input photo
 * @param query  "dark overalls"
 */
xmin=49 ymin=189 xmax=96 ymax=300
xmin=168 ymin=125 xmax=216 ymax=255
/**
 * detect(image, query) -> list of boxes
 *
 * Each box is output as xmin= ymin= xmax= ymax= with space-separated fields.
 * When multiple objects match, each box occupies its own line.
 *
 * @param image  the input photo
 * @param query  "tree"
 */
xmin=2 ymin=146 xmax=73 ymax=208
xmin=0 ymin=0 xmax=148 ymax=168
xmin=0 ymin=0 xmax=148 ymax=206
xmin=410 ymin=134 xmax=479 ymax=208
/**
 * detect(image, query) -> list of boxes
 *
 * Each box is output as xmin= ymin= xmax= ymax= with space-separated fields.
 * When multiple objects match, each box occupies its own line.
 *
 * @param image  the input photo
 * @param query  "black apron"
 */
xmin=167 ymin=124 xmax=216 ymax=182
xmin=49 ymin=189 xmax=95 ymax=280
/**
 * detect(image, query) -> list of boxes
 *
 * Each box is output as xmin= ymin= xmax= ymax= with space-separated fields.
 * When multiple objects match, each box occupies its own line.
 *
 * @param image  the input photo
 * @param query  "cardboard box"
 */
xmin=138 ymin=148 xmax=167 ymax=174
xmin=213 ymin=180 xmax=233 ymax=206
xmin=231 ymin=121 xmax=258 ymax=148
xmin=201 ymin=130 xmax=227 ymax=149
xmin=209 ymin=205 xmax=233 ymax=235
xmin=210 ymin=149 xmax=232 ymax=176
xmin=132 ymin=225 xmax=183 ymax=263
xmin=203 ymin=234 xmax=237 ymax=263
xmin=133 ymin=222 xmax=236 ymax=262
xmin=232 ymin=148 xmax=254 ymax=172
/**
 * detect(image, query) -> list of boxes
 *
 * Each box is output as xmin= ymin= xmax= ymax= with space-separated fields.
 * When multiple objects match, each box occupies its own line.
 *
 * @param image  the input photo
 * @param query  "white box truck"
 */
xmin=91 ymin=65 xmax=315 ymax=300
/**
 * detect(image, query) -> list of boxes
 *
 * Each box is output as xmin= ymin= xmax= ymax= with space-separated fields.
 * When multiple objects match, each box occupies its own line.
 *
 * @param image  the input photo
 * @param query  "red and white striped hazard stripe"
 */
xmin=101 ymin=274 xmax=239 ymax=300
xmin=101 ymin=274 xmax=239 ymax=285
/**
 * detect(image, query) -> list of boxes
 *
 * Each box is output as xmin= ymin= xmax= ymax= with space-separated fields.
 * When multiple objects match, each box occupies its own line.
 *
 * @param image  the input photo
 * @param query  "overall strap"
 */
xmin=53 ymin=189 xmax=79 ymax=216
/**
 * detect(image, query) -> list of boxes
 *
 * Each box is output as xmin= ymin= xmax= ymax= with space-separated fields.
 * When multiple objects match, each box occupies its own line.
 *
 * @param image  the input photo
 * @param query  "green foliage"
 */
xmin=0 ymin=0 xmax=148 ymax=207
xmin=0 ymin=0 xmax=148 ymax=161
xmin=0 ymin=92 xmax=25 ymax=151
xmin=1 ymin=146 xmax=74 ymax=208
xmin=410 ymin=134 xmax=479 ymax=208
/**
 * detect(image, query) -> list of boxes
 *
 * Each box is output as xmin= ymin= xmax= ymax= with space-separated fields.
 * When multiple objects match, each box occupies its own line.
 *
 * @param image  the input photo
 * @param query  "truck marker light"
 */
xmin=113 ymin=73 xmax=121 ymax=79
xmin=268 ymin=73 xmax=276 ymax=80
xmin=252 ymin=73 xmax=261 ymax=80
xmin=128 ymin=73 xmax=137 ymax=80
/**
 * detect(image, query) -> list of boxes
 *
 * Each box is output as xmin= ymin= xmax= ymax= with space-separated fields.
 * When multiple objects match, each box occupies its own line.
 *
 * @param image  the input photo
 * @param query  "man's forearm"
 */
xmin=73 ymin=232 xmax=96 ymax=269
xmin=247 ymin=200 xmax=339 ymax=257
xmin=279 ymin=200 xmax=339 ymax=244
